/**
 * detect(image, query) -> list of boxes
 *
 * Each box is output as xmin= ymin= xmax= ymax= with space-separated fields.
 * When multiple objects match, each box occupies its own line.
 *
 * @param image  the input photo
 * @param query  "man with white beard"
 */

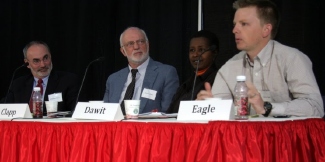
xmin=103 ymin=27 xmax=179 ymax=114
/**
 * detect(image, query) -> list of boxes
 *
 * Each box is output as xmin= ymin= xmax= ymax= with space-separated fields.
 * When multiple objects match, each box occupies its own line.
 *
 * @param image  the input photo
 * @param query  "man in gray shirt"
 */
xmin=197 ymin=0 xmax=323 ymax=117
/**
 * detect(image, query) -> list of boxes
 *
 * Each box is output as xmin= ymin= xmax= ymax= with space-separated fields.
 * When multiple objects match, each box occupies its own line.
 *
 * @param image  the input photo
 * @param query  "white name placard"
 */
xmin=177 ymin=99 xmax=234 ymax=121
xmin=0 ymin=104 xmax=32 ymax=119
xmin=72 ymin=102 xmax=123 ymax=121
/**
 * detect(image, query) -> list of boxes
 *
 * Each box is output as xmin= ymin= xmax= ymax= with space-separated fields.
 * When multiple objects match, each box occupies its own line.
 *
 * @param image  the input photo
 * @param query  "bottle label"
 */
xmin=235 ymin=97 xmax=248 ymax=116
xmin=33 ymin=101 xmax=43 ymax=118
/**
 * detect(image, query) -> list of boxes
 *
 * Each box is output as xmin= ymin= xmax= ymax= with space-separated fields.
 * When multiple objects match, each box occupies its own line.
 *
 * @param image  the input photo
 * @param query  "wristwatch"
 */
xmin=262 ymin=102 xmax=272 ymax=117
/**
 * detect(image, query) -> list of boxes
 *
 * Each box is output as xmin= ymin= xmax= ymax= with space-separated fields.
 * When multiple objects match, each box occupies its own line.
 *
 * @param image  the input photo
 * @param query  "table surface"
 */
xmin=0 ymin=115 xmax=318 ymax=122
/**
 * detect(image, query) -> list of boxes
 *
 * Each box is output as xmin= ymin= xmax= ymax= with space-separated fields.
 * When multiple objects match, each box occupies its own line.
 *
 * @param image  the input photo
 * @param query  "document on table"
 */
xmin=138 ymin=112 xmax=178 ymax=119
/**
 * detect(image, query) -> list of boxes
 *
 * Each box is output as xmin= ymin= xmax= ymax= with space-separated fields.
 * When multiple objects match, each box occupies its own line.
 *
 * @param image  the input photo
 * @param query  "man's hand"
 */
xmin=246 ymin=82 xmax=265 ymax=114
xmin=196 ymin=82 xmax=213 ymax=100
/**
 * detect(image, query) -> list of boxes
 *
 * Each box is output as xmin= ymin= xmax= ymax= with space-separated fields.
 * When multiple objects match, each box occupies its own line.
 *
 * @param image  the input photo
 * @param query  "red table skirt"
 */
xmin=0 ymin=118 xmax=325 ymax=162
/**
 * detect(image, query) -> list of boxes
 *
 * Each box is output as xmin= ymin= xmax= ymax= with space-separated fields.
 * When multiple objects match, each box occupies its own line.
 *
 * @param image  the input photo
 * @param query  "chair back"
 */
xmin=322 ymin=96 xmax=325 ymax=119
xmin=322 ymin=96 xmax=325 ymax=109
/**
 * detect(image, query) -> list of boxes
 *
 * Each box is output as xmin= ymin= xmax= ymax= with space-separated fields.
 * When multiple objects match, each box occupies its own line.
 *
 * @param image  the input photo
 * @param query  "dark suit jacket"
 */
xmin=167 ymin=64 xmax=218 ymax=113
xmin=4 ymin=70 xmax=80 ymax=113
xmin=103 ymin=58 xmax=179 ymax=113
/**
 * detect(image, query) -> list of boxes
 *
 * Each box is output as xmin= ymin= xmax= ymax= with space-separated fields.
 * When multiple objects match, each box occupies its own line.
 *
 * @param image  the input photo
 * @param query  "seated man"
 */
xmin=103 ymin=27 xmax=179 ymax=114
xmin=197 ymin=0 xmax=324 ymax=117
xmin=4 ymin=41 xmax=80 ymax=114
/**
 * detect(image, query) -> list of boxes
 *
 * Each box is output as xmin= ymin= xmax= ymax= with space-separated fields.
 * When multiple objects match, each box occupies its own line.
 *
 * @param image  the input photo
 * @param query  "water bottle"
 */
xmin=32 ymin=87 xmax=43 ymax=118
xmin=234 ymin=75 xmax=249 ymax=120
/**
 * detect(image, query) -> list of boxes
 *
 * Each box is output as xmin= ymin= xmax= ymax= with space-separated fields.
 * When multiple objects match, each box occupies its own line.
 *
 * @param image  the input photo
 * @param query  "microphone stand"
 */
xmin=75 ymin=57 xmax=105 ymax=107
xmin=190 ymin=54 xmax=203 ymax=100
xmin=4 ymin=62 xmax=29 ymax=103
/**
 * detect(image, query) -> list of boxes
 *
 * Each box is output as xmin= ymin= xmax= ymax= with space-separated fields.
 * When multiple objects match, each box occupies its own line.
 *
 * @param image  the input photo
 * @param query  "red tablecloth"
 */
xmin=0 ymin=118 xmax=325 ymax=162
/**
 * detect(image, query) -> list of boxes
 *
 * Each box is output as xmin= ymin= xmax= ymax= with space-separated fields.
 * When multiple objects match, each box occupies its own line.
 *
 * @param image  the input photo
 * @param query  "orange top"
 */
xmin=196 ymin=67 xmax=209 ymax=76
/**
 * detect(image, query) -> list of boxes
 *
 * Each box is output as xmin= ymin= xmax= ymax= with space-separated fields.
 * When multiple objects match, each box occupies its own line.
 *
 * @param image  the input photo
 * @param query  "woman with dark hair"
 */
xmin=167 ymin=30 xmax=219 ymax=113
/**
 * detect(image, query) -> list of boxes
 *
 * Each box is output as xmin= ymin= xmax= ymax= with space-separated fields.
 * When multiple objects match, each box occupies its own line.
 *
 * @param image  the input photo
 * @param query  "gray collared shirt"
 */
xmin=211 ymin=40 xmax=323 ymax=117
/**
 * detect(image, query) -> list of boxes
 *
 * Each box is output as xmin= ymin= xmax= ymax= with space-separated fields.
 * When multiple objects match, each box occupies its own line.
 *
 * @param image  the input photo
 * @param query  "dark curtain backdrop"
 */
xmin=0 ymin=0 xmax=198 ymax=101
xmin=1 ymin=0 xmax=324 ymax=102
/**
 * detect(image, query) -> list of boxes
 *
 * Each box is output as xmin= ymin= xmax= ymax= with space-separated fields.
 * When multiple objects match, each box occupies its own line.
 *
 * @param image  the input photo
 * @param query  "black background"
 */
xmin=1 ymin=0 xmax=324 ymax=101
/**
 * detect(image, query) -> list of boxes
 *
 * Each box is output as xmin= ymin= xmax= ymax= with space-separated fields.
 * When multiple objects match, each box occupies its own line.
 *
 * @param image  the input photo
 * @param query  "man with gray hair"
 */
xmin=4 ymin=41 xmax=80 ymax=114
xmin=103 ymin=27 xmax=179 ymax=114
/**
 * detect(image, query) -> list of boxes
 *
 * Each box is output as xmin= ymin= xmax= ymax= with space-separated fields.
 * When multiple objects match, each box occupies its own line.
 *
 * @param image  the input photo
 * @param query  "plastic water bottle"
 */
xmin=32 ymin=87 xmax=43 ymax=118
xmin=234 ymin=75 xmax=249 ymax=120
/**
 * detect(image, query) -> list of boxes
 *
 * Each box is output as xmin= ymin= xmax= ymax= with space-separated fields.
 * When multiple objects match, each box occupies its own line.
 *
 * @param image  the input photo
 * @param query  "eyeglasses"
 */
xmin=122 ymin=39 xmax=147 ymax=48
xmin=27 ymin=55 xmax=51 ymax=65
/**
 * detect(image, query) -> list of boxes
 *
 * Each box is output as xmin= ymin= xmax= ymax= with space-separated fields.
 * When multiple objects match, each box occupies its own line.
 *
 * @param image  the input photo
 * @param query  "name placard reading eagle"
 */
xmin=177 ymin=100 xmax=234 ymax=121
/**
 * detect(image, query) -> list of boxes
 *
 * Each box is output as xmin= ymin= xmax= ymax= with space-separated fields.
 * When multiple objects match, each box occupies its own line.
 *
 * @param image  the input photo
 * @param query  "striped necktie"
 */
xmin=29 ymin=79 xmax=43 ymax=112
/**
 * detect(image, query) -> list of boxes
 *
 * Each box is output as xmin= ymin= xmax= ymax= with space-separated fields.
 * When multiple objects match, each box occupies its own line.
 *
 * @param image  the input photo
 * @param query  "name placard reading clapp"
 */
xmin=177 ymin=99 xmax=234 ymax=121
xmin=0 ymin=104 xmax=32 ymax=119
xmin=72 ymin=102 xmax=123 ymax=121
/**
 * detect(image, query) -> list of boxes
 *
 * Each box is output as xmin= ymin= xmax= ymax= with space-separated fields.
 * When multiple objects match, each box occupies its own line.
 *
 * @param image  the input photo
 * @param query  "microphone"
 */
xmin=75 ymin=57 xmax=105 ymax=107
xmin=190 ymin=45 xmax=217 ymax=100
xmin=4 ymin=62 xmax=29 ymax=103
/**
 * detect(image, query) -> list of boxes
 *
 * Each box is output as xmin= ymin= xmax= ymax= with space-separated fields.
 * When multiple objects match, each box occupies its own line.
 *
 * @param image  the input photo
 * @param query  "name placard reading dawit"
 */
xmin=72 ymin=102 xmax=123 ymax=120
xmin=0 ymin=104 xmax=32 ymax=119
xmin=177 ymin=100 xmax=234 ymax=121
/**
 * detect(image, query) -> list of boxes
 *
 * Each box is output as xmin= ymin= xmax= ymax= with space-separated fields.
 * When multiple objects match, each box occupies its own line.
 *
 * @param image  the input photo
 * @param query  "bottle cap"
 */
xmin=33 ymin=87 xmax=41 ymax=91
xmin=236 ymin=75 xmax=246 ymax=81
